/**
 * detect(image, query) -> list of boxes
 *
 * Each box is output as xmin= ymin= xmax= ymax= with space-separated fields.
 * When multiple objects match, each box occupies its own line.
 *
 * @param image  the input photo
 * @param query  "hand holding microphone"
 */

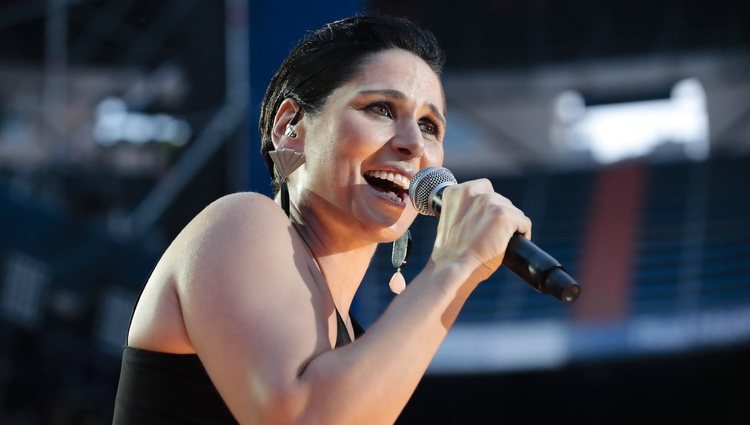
xmin=409 ymin=167 xmax=580 ymax=303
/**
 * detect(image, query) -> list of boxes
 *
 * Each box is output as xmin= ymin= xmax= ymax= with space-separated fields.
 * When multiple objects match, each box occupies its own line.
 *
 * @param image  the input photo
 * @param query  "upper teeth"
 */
xmin=365 ymin=170 xmax=410 ymax=191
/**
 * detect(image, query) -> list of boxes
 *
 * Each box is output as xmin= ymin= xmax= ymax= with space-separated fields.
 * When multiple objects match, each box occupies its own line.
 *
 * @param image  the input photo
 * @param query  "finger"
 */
xmin=463 ymin=178 xmax=493 ymax=196
xmin=518 ymin=214 xmax=532 ymax=240
xmin=488 ymin=195 xmax=532 ymax=241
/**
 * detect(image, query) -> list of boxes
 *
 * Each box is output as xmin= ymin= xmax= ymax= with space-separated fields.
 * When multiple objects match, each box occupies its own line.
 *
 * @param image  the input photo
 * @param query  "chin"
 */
xmin=376 ymin=216 xmax=416 ymax=243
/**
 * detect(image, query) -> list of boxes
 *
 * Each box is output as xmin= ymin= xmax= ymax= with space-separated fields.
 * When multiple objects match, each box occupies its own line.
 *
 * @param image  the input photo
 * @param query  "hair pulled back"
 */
xmin=259 ymin=14 xmax=445 ymax=194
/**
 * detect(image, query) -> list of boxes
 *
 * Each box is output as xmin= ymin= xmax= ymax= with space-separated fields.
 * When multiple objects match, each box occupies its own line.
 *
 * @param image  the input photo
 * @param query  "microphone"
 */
xmin=409 ymin=167 xmax=581 ymax=304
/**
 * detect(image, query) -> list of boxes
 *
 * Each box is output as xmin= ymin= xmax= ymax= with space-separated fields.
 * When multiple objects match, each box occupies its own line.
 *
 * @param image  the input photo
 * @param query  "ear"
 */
xmin=271 ymin=98 xmax=305 ymax=150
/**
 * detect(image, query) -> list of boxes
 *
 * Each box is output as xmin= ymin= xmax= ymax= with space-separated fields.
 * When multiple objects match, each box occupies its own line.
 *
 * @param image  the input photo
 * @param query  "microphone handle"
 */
xmin=504 ymin=234 xmax=580 ymax=303
xmin=431 ymin=186 xmax=580 ymax=303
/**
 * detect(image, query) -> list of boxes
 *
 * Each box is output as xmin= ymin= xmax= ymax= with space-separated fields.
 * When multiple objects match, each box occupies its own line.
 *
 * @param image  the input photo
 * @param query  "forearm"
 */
xmin=294 ymin=259 xmax=480 ymax=425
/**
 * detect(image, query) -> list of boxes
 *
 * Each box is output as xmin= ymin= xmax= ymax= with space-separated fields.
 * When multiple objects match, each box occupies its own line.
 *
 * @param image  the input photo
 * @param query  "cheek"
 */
xmin=335 ymin=116 xmax=387 ymax=157
xmin=422 ymin=143 xmax=445 ymax=168
xmin=311 ymin=119 xmax=374 ymax=184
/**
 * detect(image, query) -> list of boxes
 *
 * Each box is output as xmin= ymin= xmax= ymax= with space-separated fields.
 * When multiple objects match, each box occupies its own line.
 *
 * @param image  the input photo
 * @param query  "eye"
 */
xmin=366 ymin=102 xmax=393 ymax=118
xmin=419 ymin=119 xmax=440 ymax=137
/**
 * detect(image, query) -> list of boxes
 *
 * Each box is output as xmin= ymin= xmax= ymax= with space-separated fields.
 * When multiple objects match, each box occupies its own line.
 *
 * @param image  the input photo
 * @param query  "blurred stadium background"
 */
xmin=1 ymin=0 xmax=749 ymax=423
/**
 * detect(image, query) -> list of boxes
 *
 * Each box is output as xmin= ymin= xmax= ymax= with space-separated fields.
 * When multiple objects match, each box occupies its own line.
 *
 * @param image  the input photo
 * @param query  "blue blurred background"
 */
xmin=1 ymin=0 xmax=749 ymax=423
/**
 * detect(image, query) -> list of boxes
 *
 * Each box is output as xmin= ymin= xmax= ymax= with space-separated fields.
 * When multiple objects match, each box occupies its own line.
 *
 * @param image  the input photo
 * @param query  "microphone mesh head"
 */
xmin=409 ymin=167 xmax=457 ymax=216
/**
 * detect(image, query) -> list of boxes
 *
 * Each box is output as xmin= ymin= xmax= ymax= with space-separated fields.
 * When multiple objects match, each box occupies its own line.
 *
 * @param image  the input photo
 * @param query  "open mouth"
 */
xmin=363 ymin=170 xmax=410 ymax=205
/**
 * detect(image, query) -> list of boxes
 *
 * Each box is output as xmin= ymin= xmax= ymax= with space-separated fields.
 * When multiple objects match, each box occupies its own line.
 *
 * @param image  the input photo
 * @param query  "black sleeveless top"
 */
xmin=113 ymin=309 xmax=364 ymax=424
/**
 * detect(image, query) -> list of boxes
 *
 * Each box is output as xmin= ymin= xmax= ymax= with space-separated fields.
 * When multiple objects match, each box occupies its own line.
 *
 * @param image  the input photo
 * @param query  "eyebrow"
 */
xmin=357 ymin=89 xmax=446 ymax=128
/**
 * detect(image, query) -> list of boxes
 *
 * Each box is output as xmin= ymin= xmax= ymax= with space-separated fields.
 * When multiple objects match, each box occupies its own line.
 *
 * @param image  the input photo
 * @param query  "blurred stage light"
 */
xmin=93 ymin=96 xmax=192 ymax=147
xmin=553 ymin=78 xmax=709 ymax=163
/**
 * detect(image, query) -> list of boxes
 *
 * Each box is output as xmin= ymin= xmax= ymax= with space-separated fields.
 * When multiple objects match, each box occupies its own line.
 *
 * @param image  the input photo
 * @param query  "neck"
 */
xmin=288 ymin=207 xmax=380 ymax=315
xmin=280 ymin=182 xmax=408 ymax=313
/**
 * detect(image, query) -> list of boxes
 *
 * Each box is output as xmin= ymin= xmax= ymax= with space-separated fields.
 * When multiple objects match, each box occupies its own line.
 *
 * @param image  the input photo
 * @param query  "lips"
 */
xmin=363 ymin=170 xmax=411 ymax=204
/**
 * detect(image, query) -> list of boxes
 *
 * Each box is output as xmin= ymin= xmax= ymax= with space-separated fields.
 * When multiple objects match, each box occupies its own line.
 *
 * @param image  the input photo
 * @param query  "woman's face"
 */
xmin=295 ymin=48 xmax=446 ymax=242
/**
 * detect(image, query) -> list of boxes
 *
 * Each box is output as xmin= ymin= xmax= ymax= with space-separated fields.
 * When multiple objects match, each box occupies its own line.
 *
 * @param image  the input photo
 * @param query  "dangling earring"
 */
xmin=268 ymin=148 xmax=305 ymax=217
xmin=389 ymin=229 xmax=412 ymax=294
xmin=269 ymin=110 xmax=304 ymax=217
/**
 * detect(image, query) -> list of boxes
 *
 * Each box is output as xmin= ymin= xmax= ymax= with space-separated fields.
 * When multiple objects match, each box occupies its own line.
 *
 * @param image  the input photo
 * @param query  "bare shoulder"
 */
xmin=199 ymin=191 xmax=287 ymax=227
xmin=172 ymin=190 xmax=326 ymax=347
xmin=174 ymin=191 xmax=297 ymax=287
xmin=209 ymin=191 xmax=283 ymax=215
xmin=181 ymin=192 xmax=290 ymax=254
xmin=127 ymin=192 xmax=297 ymax=352
xmin=171 ymin=191 xmax=331 ymax=410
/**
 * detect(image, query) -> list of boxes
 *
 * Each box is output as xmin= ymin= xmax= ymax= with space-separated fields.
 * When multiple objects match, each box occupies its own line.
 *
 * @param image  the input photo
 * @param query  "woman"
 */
xmin=113 ymin=14 xmax=531 ymax=424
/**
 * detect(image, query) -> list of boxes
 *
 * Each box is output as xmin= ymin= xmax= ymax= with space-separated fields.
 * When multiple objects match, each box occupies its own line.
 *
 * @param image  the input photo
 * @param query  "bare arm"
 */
xmin=291 ymin=178 xmax=531 ymax=424
xmin=176 ymin=179 xmax=529 ymax=424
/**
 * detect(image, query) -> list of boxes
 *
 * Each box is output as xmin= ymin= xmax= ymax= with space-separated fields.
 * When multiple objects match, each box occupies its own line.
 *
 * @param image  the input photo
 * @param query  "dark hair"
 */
xmin=259 ymin=14 xmax=446 ymax=194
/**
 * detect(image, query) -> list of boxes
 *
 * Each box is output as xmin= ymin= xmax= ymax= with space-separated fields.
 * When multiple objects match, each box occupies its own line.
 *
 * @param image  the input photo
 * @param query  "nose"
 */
xmin=390 ymin=119 xmax=425 ymax=159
